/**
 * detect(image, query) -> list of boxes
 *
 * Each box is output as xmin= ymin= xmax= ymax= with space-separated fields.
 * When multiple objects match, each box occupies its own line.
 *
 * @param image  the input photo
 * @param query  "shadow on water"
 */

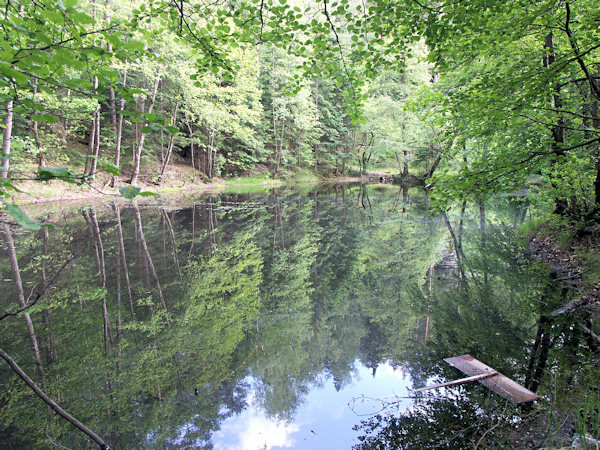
xmin=0 ymin=184 xmax=598 ymax=448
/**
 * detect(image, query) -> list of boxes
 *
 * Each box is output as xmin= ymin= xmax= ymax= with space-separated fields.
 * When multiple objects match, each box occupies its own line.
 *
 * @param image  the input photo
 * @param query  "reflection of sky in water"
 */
xmin=212 ymin=361 xmax=413 ymax=449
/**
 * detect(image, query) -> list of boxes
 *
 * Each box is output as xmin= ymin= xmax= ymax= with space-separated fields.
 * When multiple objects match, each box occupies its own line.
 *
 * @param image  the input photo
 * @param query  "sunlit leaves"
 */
xmin=38 ymin=166 xmax=80 ymax=184
xmin=118 ymin=186 xmax=158 ymax=199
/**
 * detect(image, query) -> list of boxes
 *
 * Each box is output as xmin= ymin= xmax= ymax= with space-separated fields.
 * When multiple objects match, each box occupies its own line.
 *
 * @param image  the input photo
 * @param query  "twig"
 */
xmin=474 ymin=420 xmax=501 ymax=449
xmin=0 ymin=253 xmax=77 ymax=321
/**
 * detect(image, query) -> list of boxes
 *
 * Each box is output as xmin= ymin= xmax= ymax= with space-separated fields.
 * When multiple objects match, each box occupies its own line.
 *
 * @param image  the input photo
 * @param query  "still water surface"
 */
xmin=0 ymin=185 xmax=561 ymax=448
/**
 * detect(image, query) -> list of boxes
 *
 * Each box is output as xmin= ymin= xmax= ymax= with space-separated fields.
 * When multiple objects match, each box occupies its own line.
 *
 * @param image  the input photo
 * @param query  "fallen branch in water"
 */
xmin=0 ymin=347 xmax=108 ymax=449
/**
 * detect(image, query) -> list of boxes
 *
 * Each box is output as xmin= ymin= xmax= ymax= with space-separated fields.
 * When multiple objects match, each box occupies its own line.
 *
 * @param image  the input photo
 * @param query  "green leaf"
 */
xmin=31 ymin=114 xmax=59 ymax=124
xmin=138 ymin=191 xmax=158 ymax=197
xmin=0 ymin=201 xmax=50 ymax=230
xmin=97 ymin=161 xmax=122 ymax=176
xmin=119 ymin=185 xmax=141 ymax=199
xmin=0 ymin=64 xmax=30 ymax=86
xmin=22 ymin=99 xmax=45 ymax=112
xmin=125 ymin=40 xmax=145 ymax=51
xmin=38 ymin=166 xmax=79 ymax=183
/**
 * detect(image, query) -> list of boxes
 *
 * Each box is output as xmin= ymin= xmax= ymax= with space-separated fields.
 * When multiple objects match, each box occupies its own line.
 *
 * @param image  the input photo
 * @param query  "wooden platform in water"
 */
xmin=444 ymin=355 xmax=540 ymax=404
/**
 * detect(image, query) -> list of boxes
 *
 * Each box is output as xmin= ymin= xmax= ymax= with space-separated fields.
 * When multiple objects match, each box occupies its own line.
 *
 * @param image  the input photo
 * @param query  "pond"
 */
xmin=0 ymin=184 xmax=591 ymax=448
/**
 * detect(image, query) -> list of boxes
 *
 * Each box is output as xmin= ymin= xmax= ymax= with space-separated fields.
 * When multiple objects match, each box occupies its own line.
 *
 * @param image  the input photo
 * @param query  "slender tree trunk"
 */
xmin=159 ymin=99 xmax=179 ymax=183
xmin=130 ymin=73 xmax=160 ymax=185
xmin=85 ymin=112 xmax=96 ymax=176
xmin=161 ymin=207 xmax=181 ymax=278
xmin=62 ymin=89 xmax=71 ymax=145
xmin=113 ymin=201 xmax=138 ymax=347
xmin=457 ymin=199 xmax=467 ymax=251
xmin=191 ymin=137 xmax=196 ymax=178
xmin=85 ymin=76 xmax=101 ymax=179
xmin=2 ymin=224 xmax=46 ymax=385
xmin=111 ymin=68 xmax=127 ymax=187
xmin=134 ymin=97 xmax=142 ymax=159
xmin=479 ymin=201 xmax=488 ymax=285
xmin=132 ymin=202 xmax=168 ymax=313
xmin=40 ymin=227 xmax=57 ymax=365
xmin=208 ymin=124 xmax=216 ymax=179
xmin=186 ymin=121 xmax=196 ymax=179
xmin=544 ymin=32 xmax=568 ymax=215
xmin=1 ymin=100 xmax=14 ymax=179
xmin=276 ymin=118 xmax=285 ymax=172
xmin=589 ymin=69 xmax=600 ymax=211
xmin=31 ymin=79 xmax=45 ymax=167
xmin=88 ymin=209 xmax=113 ymax=355
xmin=314 ymin=79 xmax=319 ymax=172
xmin=425 ymin=146 xmax=443 ymax=180
xmin=106 ymin=31 xmax=118 ymax=186
xmin=115 ymin=254 xmax=122 ymax=358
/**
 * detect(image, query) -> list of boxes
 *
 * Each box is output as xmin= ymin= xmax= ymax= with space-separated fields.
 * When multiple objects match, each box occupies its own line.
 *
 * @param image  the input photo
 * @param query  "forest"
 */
xmin=0 ymin=0 xmax=598 ymax=225
xmin=1 ymin=0 xmax=600 ymax=448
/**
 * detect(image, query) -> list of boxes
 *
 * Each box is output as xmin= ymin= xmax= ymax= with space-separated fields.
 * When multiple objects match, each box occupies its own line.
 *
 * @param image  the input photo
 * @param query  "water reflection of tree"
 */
xmin=354 ymin=199 xmax=599 ymax=448
xmin=1 ymin=189 xmax=580 ymax=448
xmin=353 ymin=394 xmax=507 ymax=449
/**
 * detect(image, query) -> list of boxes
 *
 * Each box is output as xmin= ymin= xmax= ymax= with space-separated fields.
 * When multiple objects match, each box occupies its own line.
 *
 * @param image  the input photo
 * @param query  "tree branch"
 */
xmin=564 ymin=2 xmax=600 ymax=101
xmin=0 ymin=252 xmax=77 ymax=321
xmin=322 ymin=0 xmax=358 ymax=108
xmin=0 ymin=347 xmax=109 ymax=449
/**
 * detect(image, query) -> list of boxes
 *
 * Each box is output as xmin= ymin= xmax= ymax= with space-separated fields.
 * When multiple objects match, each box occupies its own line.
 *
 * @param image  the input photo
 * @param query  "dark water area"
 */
xmin=0 ymin=184 xmax=592 ymax=448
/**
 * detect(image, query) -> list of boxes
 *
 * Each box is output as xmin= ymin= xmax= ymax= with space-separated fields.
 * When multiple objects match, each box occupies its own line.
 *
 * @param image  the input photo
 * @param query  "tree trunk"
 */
xmin=40 ymin=227 xmax=57 ymax=365
xmin=1 ymin=100 xmax=14 ymax=179
xmin=111 ymin=68 xmax=127 ymax=187
xmin=2 ymin=224 xmax=46 ymax=385
xmin=130 ymin=73 xmax=160 ymax=185
xmin=85 ymin=76 xmax=100 ymax=179
xmin=87 ymin=209 xmax=113 ymax=355
xmin=276 ymin=118 xmax=285 ymax=172
xmin=186 ymin=120 xmax=196 ymax=179
xmin=314 ymin=79 xmax=319 ymax=172
xmin=159 ymin=99 xmax=179 ymax=184
xmin=544 ymin=32 xmax=568 ymax=215
xmin=62 ymin=89 xmax=71 ymax=145
xmin=425 ymin=146 xmax=443 ymax=181
xmin=113 ymin=202 xmax=138 ymax=347
xmin=161 ymin=207 xmax=181 ymax=278
xmin=31 ymin=80 xmax=45 ymax=167
xmin=132 ymin=202 xmax=168 ymax=313
xmin=590 ymin=69 xmax=600 ymax=211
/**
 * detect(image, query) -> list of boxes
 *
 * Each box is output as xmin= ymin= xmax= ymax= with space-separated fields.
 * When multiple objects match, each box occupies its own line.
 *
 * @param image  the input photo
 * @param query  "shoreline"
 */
xmin=11 ymin=172 xmax=379 ymax=206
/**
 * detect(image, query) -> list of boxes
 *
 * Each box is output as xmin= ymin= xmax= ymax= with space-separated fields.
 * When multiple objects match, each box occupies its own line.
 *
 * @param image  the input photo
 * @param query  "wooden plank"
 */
xmin=444 ymin=355 xmax=540 ymax=404
xmin=413 ymin=371 xmax=498 ymax=393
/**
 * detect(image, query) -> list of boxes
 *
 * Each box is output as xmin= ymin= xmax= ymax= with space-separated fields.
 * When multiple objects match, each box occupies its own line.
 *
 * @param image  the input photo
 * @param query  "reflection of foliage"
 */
xmin=181 ymin=233 xmax=263 ymax=388
xmin=353 ymin=395 xmax=503 ymax=449
xmin=0 ymin=187 xmax=579 ymax=448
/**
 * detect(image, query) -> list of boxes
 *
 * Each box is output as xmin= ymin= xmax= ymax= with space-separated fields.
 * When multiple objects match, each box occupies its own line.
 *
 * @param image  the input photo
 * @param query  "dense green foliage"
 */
xmin=2 ymin=0 xmax=598 ymax=224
